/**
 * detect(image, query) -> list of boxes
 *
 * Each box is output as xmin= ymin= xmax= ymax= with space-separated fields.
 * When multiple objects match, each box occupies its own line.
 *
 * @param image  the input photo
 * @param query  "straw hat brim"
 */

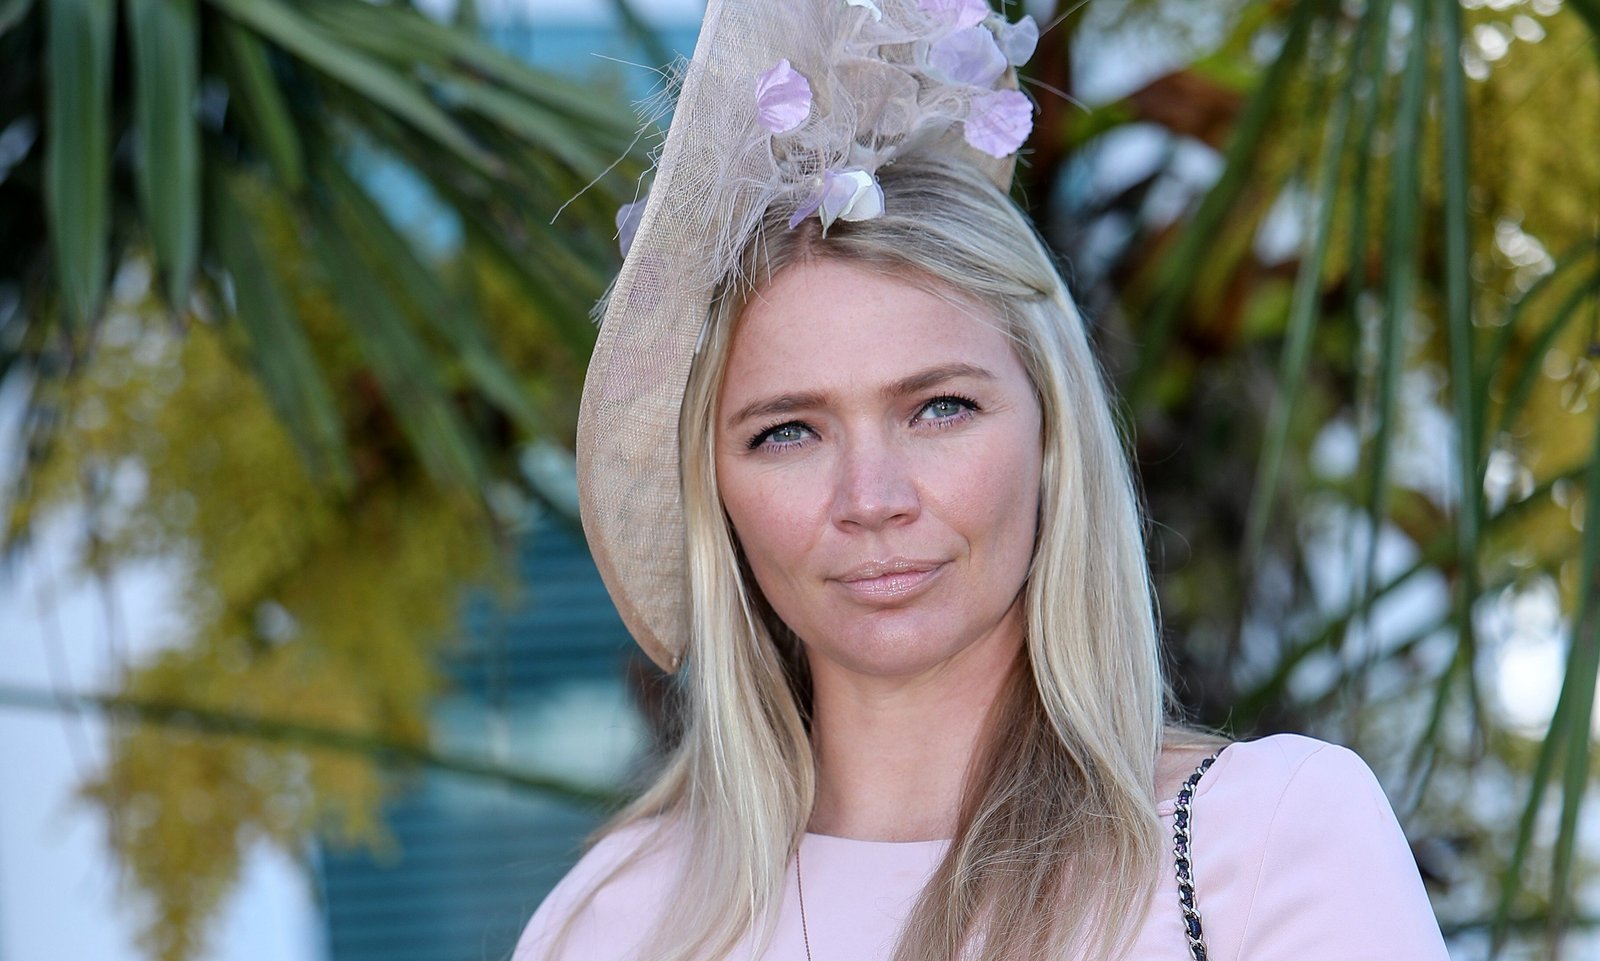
xmin=576 ymin=0 xmax=1020 ymax=673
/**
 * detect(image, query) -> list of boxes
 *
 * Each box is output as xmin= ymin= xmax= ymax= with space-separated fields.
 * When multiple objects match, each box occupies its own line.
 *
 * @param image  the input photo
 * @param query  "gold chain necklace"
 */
xmin=795 ymin=846 xmax=815 ymax=961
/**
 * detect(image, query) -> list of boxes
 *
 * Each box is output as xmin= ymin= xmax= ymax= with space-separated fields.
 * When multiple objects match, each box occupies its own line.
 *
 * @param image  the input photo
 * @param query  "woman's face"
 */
xmin=714 ymin=257 xmax=1043 ymax=682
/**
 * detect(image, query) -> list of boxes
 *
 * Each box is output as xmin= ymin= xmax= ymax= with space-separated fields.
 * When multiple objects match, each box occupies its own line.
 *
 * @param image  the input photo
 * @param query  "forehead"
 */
xmin=721 ymin=258 xmax=1019 ymax=396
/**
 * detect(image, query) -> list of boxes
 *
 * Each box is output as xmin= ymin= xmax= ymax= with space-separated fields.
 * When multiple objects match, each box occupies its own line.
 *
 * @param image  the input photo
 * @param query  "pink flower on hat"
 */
xmin=755 ymin=59 xmax=813 ymax=134
xmin=919 ymin=0 xmax=989 ymax=29
xmin=964 ymin=89 xmax=1032 ymax=158
xmin=929 ymin=26 xmax=1008 ymax=87
xmin=997 ymin=14 xmax=1040 ymax=66
xmin=616 ymin=196 xmax=648 ymax=258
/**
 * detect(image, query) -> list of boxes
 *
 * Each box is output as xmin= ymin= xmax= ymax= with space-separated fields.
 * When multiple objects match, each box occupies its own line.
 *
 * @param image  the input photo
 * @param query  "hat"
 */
xmin=576 ymin=0 xmax=1040 ymax=673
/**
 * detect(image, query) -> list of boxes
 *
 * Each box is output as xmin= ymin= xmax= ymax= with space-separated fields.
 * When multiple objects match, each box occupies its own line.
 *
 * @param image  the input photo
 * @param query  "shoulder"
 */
xmin=1200 ymin=732 xmax=1409 ymax=877
xmin=1211 ymin=731 xmax=1371 ymax=798
xmin=1158 ymin=731 xmax=1347 ymax=811
xmin=512 ymin=817 xmax=686 ymax=961
xmin=1190 ymin=733 xmax=1450 ymax=961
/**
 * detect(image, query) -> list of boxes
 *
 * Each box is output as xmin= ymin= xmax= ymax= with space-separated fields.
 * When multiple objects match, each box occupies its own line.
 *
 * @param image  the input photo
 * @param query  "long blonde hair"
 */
xmin=546 ymin=157 xmax=1227 ymax=961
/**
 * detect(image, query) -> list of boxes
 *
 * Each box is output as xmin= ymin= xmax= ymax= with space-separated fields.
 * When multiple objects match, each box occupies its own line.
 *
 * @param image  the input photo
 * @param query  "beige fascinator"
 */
xmin=577 ymin=0 xmax=1040 ymax=672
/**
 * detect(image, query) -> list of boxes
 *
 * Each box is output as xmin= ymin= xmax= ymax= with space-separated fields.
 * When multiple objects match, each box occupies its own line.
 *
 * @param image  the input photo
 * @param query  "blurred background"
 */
xmin=0 ymin=0 xmax=1597 ymax=959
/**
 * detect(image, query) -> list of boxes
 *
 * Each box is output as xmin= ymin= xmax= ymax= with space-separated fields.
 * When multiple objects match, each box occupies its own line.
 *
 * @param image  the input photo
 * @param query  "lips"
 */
xmin=834 ymin=559 xmax=946 ymax=602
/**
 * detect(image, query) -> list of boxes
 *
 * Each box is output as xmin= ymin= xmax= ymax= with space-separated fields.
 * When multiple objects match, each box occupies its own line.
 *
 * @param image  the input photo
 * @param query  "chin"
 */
xmin=805 ymin=616 xmax=978 ymax=678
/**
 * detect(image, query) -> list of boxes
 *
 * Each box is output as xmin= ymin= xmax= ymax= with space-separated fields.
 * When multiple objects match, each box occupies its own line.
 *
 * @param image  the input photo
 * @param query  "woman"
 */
xmin=516 ymin=2 xmax=1451 ymax=959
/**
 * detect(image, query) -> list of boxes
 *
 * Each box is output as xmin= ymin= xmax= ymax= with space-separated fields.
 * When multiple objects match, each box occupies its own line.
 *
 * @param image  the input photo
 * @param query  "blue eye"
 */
xmin=749 ymin=421 xmax=812 ymax=450
xmin=916 ymin=395 xmax=979 ymax=423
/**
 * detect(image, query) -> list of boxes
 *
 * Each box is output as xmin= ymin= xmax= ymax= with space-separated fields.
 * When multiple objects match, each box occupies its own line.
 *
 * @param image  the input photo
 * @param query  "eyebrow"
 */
xmin=724 ymin=362 xmax=996 ymax=429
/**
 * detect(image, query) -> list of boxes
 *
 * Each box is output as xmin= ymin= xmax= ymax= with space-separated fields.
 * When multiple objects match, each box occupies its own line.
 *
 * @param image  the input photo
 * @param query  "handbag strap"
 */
xmin=1173 ymin=750 xmax=1224 ymax=961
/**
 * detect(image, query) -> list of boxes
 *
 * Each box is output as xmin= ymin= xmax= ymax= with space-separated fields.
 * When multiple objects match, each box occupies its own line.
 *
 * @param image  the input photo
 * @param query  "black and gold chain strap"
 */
xmin=793 ymin=747 xmax=1227 ymax=961
xmin=1173 ymin=751 xmax=1224 ymax=961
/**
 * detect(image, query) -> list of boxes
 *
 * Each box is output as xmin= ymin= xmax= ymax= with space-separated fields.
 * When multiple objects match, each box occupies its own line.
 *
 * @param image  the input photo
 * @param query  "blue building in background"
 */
xmin=313 ymin=19 xmax=699 ymax=961
xmin=316 ymin=515 xmax=645 ymax=961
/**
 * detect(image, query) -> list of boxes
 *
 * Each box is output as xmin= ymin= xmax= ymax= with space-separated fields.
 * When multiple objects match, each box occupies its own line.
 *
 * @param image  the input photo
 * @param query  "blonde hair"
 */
xmin=545 ymin=157 xmax=1228 ymax=961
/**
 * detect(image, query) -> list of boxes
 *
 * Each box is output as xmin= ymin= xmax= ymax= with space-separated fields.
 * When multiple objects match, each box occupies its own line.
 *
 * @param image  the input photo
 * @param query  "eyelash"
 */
xmin=746 ymin=394 xmax=982 ymax=451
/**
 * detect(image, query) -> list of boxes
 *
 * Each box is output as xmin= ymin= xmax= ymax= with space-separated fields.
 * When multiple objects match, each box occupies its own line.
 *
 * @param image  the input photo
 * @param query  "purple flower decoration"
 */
xmin=929 ymin=26 xmax=1007 ymax=87
xmin=616 ymin=196 xmax=648 ymax=258
xmin=918 ymin=0 xmax=989 ymax=29
xmin=998 ymin=14 xmax=1039 ymax=66
xmin=755 ymin=59 xmax=812 ymax=134
xmin=788 ymin=168 xmax=885 ymax=232
xmin=964 ymin=89 xmax=1032 ymax=158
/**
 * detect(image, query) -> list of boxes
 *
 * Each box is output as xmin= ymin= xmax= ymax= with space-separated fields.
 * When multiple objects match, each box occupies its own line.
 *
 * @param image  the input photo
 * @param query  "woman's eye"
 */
xmin=750 ymin=422 xmax=811 ymax=450
xmin=916 ymin=395 xmax=977 ymax=423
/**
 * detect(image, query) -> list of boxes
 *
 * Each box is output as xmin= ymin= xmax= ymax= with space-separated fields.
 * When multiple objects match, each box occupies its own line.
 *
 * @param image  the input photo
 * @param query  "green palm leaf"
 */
xmin=0 ymin=0 xmax=33 ymax=36
xmin=44 ymin=0 xmax=113 ymax=328
xmin=127 ymin=0 xmax=200 ymax=307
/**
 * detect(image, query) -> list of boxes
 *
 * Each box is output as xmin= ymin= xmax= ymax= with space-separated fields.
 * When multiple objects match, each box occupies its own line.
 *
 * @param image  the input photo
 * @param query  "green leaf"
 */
xmin=45 ymin=0 xmax=114 ymax=328
xmin=1412 ymin=0 xmax=1485 ymax=805
xmin=387 ymin=132 xmax=607 ymax=357
xmin=303 ymin=1 xmax=638 ymax=146
xmin=1549 ymin=411 xmax=1600 ymax=945
xmin=0 ymin=680 xmax=625 ymax=807
xmin=432 ymin=75 xmax=618 ymax=181
xmin=1350 ymin=0 xmax=1431 ymax=659
xmin=1478 ymin=244 xmax=1600 ymax=444
xmin=1244 ymin=0 xmax=1382 ymax=567
xmin=205 ymin=0 xmax=501 ymax=177
xmin=315 ymin=155 xmax=548 ymax=437
xmin=1338 ymin=0 xmax=1395 ymax=342
xmin=1564 ymin=0 xmax=1600 ymax=69
xmin=1490 ymin=271 xmax=1600 ymax=446
xmin=0 ymin=0 xmax=34 ymax=37
xmin=1126 ymin=0 xmax=1319 ymax=406
xmin=1495 ymin=421 xmax=1600 ymax=956
xmin=215 ymin=17 xmax=305 ymax=192
xmin=309 ymin=205 xmax=489 ymax=496
xmin=127 ymin=0 xmax=200 ymax=308
xmin=1237 ymin=461 xmax=1589 ymax=720
xmin=208 ymin=167 xmax=354 ymax=489
xmin=462 ymin=205 xmax=603 ymax=358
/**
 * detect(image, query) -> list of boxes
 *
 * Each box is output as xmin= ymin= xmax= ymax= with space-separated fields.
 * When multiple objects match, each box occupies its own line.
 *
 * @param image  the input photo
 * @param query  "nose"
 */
xmin=830 ymin=433 xmax=920 ymax=531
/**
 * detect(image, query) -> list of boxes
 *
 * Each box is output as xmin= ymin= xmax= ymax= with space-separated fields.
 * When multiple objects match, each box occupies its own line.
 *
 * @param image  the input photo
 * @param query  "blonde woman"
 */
xmin=515 ymin=2 xmax=1452 ymax=960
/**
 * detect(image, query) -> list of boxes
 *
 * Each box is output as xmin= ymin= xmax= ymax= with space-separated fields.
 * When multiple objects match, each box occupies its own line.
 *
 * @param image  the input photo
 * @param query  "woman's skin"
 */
xmin=714 ymin=258 xmax=1212 ymax=841
xmin=714 ymin=257 xmax=1043 ymax=841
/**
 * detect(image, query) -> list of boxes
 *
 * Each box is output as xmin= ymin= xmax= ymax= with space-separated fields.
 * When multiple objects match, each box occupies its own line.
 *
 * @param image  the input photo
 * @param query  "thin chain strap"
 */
xmin=796 ymin=846 xmax=814 ymax=961
xmin=794 ymin=751 xmax=1226 ymax=961
xmin=1174 ymin=751 xmax=1223 ymax=961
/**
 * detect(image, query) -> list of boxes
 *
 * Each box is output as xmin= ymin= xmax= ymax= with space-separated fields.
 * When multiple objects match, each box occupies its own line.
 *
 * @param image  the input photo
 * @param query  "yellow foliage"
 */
xmin=21 ymin=259 xmax=508 ymax=961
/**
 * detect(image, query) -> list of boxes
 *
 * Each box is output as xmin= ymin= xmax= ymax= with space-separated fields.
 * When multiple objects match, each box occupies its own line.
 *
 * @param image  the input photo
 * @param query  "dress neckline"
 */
xmin=801 ymin=740 xmax=1239 ymax=847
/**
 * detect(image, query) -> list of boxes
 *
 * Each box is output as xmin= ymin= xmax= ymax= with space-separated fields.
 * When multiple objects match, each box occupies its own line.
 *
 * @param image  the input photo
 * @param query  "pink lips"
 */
xmin=835 ymin=560 xmax=945 ymax=602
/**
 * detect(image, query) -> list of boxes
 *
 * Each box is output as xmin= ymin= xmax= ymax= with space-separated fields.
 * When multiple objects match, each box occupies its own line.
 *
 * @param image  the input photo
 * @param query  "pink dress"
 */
xmin=513 ymin=733 xmax=1451 ymax=960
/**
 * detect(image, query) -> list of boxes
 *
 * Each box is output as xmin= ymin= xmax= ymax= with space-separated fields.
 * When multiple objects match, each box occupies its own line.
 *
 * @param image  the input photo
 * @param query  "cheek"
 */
xmin=716 ymin=458 xmax=822 ymax=588
xmin=950 ymin=428 xmax=1042 ymax=563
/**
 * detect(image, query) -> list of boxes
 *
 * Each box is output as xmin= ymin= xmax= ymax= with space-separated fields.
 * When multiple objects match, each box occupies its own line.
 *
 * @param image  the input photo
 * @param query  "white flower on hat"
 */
xmin=788 ymin=167 xmax=885 ymax=232
xmin=819 ymin=168 xmax=884 ymax=226
xmin=755 ymin=59 xmax=813 ymax=134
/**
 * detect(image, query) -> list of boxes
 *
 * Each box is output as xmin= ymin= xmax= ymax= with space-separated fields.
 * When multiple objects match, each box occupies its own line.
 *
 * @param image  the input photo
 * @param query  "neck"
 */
xmin=803 ymin=615 xmax=1024 ymax=843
